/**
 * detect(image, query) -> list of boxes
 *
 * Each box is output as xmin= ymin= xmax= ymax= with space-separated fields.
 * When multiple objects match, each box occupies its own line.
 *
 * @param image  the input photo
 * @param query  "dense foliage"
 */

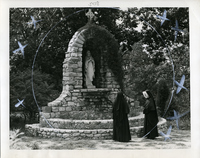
xmin=10 ymin=69 xmax=59 ymax=114
xmin=156 ymin=79 xmax=170 ymax=116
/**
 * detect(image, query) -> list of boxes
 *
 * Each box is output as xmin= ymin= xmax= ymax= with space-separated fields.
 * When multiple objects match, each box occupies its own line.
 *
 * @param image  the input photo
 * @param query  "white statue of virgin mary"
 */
xmin=85 ymin=51 xmax=95 ymax=88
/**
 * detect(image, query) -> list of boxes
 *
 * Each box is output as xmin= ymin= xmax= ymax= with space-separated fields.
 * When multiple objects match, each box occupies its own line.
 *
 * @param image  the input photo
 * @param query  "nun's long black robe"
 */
xmin=112 ymin=92 xmax=131 ymax=142
xmin=143 ymin=97 xmax=159 ymax=139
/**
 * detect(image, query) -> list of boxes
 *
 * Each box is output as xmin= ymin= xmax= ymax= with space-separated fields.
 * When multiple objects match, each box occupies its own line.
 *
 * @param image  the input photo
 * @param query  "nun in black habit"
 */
xmin=142 ymin=90 xmax=159 ymax=139
xmin=112 ymin=91 xmax=131 ymax=142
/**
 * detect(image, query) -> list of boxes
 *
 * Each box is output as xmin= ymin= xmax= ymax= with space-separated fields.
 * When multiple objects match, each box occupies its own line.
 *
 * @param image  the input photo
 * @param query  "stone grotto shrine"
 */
xmin=25 ymin=9 xmax=167 ymax=140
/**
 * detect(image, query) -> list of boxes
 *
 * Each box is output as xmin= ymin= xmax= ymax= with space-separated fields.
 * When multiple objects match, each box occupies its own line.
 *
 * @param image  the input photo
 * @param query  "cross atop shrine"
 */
xmin=86 ymin=9 xmax=95 ymax=22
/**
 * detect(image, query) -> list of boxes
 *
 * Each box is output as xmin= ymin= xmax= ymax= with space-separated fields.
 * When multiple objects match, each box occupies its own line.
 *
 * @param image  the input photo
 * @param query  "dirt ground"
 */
xmin=10 ymin=129 xmax=190 ymax=150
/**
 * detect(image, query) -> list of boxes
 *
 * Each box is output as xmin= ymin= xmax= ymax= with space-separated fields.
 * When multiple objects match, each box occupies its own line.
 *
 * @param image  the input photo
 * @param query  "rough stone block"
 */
xmin=68 ymin=72 xmax=77 ymax=77
xmin=73 ymin=133 xmax=80 ymax=137
xmin=73 ymin=89 xmax=80 ymax=92
xmin=73 ymin=31 xmax=79 ymax=37
xmin=68 ymin=64 xmax=78 ymax=69
xmin=87 ymin=134 xmax=94 ymax=138
xmin=76 ymin=73 xmax=82 ymax=77
xmin=72 ymin=42 xmax=83 ymax=48
xmin=77 ymin=53 xmax=82 ymax=57
xmin=84 ymin=131 xmax=92 ymax=134
xmin=80 ymin=133 xmax=86 ymax=136
xmin=131 ymin=102 xmax=134 ymax=106
xmin=106 ymin=81 xmax=111 ymax=85
xmin=72 ymin=47 xmax=79 ymax=52
xmin=95 ymin=134 xmax=101 ymax=137
xmin=82 ymin=107 xmax=86 ymax=110
xmin=65 ymin=54 xmax=71 ymax=58
xmin=78 ymin=33 xmax=85 ymax=41
xmin=63 ymin=76 xmax=72 ymax=81
xmin=72 ymin=97 xmax=77 ymax=101
xmin=74 ymin=38 xmax=84 ymax=45
xmin=48 ymin=102 xmax=55 ymax=107
xmin=50 ymin=133 xmax=56 ymax=137
xmin=107 ymin=85 xmax=113 ymax=88
xmin=67 ymin=45 xmax=75 ymax=52
xmin=52 ymin=107 xmax=59 ymax=112
xmin=66 ymin=85 xmax=74 ymax=91
xmin=63 ymin=73 xmax=70 ymax=77
xmin=116 ymin=85 xmax=120 ymax=88
xmin=56 ymin=133 xmax=62 ymax=137
xmin=59 ymin=107 xmax=66 ymax=112
xmin=134 ymin=101 xmax=140 ymax=107
xmin=106 ymin=78 xmax=112 ymax=82
xmin=69 ymin=39 xmax=75 ymax=45
xmin=76 ymin=68 xmax=82 ymax=72
xmin=71 ymin=53 xmax=78 ymax=57
xmin=79 ymin=101 xmax=85 ymax=106
xmin=42 ymin=132 xmax=46 ymax=136
xmin=70 ymin=57 xmax=80 ymax=63
xmin=78 ymin=48 xmax=83 ymax=52
xmin=55 ymin=112 xmax=60 ymax=118
xmin=66 ymin=107 xmax=72 ymax=111
xmin=98 ymin=130 xmax=106 ymax=134
xmin=62 ymin=80 xmax=67 ymax=86
xmin=80 ymin=89 xmax=88 ymax=92
xmin=42 ymin=113 xmax=50 ymax=119
xmin=50 ymin=112 xmax=56 ymax=118
xmin=72 ymin=93 xmax=79 ymax=96
xmin=65 ymin=97 xmax=72 ymax=101
xmin=42 ymin=106 xmax=52 ymax=113
xmin=106 ymin=72 xmax=112 ymax=77
xmin=77 ymin=62 xmax=82 ymax=67
xmin=63 ymin=133 xmax=70 ymax=138
xmin=61 ymin=99 xmax=67 ymax=104
xmin=74 ymin=77 xmax=82 ymax=80
xmin=75 ymin=80 xmax=83 ymax=86
xmin=74 ymin=86 xmax=82 ymax=89
xmin=53 ymin=123 xmax=59 ymax=128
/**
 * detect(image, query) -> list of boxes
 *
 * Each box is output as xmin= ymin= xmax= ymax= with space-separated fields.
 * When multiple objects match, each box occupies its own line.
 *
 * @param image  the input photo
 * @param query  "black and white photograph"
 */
xmin=1 ymin=0 xmax=200 ymax=158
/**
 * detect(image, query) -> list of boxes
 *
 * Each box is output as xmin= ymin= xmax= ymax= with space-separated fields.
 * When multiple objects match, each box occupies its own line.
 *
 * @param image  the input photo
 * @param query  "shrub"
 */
xmin=156 ymin=79 xmax=170 ymax=116
xmin=10 ymin=68 xmax=60 ymax=127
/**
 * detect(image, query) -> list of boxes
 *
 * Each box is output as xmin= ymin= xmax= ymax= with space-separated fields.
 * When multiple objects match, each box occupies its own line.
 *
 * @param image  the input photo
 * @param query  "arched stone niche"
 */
xmin=41 ymin=25 xmax=121 ymax=121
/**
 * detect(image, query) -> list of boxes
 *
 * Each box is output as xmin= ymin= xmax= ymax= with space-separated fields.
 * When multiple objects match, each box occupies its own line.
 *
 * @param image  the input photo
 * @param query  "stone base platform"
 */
xmin=40 ymin=112 xmax=145 ymax=129
xmin=25 ymin=114 xmax=167 ymax=140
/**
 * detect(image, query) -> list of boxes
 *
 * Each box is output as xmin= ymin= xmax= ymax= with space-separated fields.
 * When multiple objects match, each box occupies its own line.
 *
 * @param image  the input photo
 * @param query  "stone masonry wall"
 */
xmin=40 ymin=28 xmax=122 ymax=124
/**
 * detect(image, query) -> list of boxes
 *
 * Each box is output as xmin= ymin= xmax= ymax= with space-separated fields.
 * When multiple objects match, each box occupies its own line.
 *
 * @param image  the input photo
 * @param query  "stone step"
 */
xmin=25 ymin=117 xmax=167 ymax=140
xmin=40 ymin=113 xmax=145 ymax=129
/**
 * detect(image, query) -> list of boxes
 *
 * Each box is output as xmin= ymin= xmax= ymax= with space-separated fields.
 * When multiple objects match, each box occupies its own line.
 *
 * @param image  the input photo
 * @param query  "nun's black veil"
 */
xmin=112 ymin=91 xmax=131 ymax=142
xmin=112 ymin=91 xmax=130 ymax=121
xmin=145 ymin=90 xmax=156 ymax=111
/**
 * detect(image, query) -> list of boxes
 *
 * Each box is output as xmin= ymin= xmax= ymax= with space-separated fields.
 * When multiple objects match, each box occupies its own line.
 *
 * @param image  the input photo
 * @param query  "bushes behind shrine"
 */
xmin=122 ymin=41 xmax=190 ymax=129
xmin=10 ymin=68 xmax=60 ymax=128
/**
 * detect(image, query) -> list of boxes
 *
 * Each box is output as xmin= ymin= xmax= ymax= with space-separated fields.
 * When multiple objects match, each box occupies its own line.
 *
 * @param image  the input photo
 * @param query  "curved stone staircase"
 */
xmin=25 ymin=112 xmax=167 ymax=140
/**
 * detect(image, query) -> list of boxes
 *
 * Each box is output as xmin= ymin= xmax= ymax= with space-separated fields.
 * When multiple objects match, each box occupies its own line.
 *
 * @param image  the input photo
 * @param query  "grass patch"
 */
xmin=9 ymin=129 xmax=191 ymax=150
xmin=10 ymin=128 xmax=24 ymax=148
xmin=176 ymin=143 xmax=186 ymax=146
xmin=47 ymin=140 xmax=97 ymax=150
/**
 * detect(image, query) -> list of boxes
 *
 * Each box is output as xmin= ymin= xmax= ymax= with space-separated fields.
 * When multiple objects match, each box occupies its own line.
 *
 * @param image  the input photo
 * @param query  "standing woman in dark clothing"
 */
xmin=112 ymin=91 xmax=131 ymax=142
xmin=142 ymin=90 xmax=159 ymax=139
